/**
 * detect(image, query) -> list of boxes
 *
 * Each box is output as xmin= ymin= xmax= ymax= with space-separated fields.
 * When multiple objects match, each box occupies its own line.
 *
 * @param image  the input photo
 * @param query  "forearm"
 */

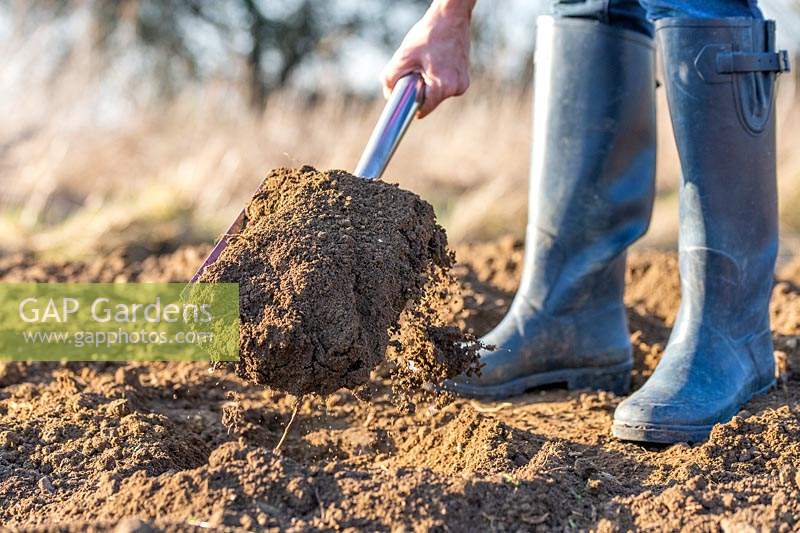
xmin=430 ymin=0 xmax=477 ymax=21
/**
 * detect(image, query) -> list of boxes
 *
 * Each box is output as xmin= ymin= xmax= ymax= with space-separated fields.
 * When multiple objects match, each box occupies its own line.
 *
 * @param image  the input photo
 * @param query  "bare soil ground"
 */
xmin=1 ymin=238 xmax=799 ymax=531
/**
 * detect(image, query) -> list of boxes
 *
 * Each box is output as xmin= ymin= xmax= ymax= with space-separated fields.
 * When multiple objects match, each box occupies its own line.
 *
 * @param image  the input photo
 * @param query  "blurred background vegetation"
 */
xmin=1 ymin=0 xmax=800 ymax=260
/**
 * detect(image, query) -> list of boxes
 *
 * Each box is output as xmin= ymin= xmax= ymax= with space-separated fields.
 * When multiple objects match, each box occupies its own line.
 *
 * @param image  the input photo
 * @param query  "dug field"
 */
xmin=1 ymin=239 xmax=799 ymax=531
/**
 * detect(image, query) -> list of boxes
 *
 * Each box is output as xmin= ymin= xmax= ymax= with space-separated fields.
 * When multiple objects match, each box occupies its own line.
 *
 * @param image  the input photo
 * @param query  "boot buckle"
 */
xmin=716 ymin=50 xmax=790 ymax=74
xmin=696 ymin=45 xmax=790 ymax=83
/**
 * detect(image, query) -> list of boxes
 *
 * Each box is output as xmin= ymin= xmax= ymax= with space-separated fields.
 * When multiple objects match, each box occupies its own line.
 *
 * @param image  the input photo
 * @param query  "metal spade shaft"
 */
xmin=188 ymin=73 xmax=425 ymax=283
xmin=354 ymin=73 xmax=425 ymax=180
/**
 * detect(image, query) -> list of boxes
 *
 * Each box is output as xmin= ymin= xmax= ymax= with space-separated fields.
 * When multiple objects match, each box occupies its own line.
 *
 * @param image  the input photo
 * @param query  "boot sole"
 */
xmin=611 ymin=380 xmax=776 ymax=444
xmin=443 ymin=360 xmax=632 ymax=400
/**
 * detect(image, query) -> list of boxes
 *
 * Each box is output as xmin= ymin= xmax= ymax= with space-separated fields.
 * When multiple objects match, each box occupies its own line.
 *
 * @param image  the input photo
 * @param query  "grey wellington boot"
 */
xmin=613 ymin=18 xmax=789 ymax=443
xmin=445 ymin=16 xmax=656 ymax=399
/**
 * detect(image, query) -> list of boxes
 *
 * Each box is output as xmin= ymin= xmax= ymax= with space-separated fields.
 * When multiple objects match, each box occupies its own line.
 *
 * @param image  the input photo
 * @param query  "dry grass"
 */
xmin=1 ymin=71 xmax=799 ymax=259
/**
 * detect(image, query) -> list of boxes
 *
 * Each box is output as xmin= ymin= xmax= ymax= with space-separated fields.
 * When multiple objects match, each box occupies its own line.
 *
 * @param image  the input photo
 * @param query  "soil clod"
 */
xmin=198 ymin=166 xmax=480 ymax=398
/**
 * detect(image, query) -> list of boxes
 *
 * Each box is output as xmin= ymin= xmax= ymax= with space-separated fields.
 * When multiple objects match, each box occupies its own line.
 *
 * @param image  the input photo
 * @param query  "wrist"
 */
xmin=429 ymin=0 xmax=475 ymax=23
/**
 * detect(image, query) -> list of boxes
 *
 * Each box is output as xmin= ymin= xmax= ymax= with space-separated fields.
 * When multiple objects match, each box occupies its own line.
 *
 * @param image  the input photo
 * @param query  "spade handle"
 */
xmin=354 ymin=72 xmax=425 ymax=180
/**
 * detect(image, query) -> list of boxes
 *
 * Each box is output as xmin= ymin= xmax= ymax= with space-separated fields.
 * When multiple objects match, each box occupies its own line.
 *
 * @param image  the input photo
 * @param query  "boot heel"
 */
xmin=567 ymin=366 xmax=631 ymax=395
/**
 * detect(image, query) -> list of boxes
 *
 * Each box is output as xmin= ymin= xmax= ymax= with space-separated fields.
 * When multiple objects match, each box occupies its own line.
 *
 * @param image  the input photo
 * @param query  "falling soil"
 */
xmin=197 ymin=166 xmax=479 ymax=398
xmin=1 ymin=239 xmax=800 ymax=531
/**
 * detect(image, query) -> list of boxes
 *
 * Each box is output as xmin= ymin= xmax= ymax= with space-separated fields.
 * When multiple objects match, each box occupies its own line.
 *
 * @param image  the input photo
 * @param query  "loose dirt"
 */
xmin=1 ymin=238 xmax=799 ymax=531
xmin=197 ymin=166 xmax=479 ymax=398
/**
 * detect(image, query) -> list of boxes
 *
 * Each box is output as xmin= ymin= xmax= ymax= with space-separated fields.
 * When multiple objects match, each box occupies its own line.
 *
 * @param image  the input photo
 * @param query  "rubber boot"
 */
xmin=445 ymin=16 xmax=656 ymax=399
xmin=613 ymin=18 xmax=789 ymax=443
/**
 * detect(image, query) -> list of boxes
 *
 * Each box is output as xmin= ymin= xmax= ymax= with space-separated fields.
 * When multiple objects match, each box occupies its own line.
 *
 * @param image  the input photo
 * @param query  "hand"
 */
xmin=381 ymin=0 xmax=474 ymax=118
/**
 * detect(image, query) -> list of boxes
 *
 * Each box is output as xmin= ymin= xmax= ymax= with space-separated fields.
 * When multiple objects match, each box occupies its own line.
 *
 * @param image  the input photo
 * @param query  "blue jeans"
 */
xmin=552 ymin=0 xmax=762 ymax=37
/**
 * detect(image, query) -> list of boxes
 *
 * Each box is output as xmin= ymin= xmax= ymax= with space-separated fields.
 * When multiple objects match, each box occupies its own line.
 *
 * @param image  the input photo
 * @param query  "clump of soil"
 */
xmin=198 ymin=166 xmax=479 ymax=397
